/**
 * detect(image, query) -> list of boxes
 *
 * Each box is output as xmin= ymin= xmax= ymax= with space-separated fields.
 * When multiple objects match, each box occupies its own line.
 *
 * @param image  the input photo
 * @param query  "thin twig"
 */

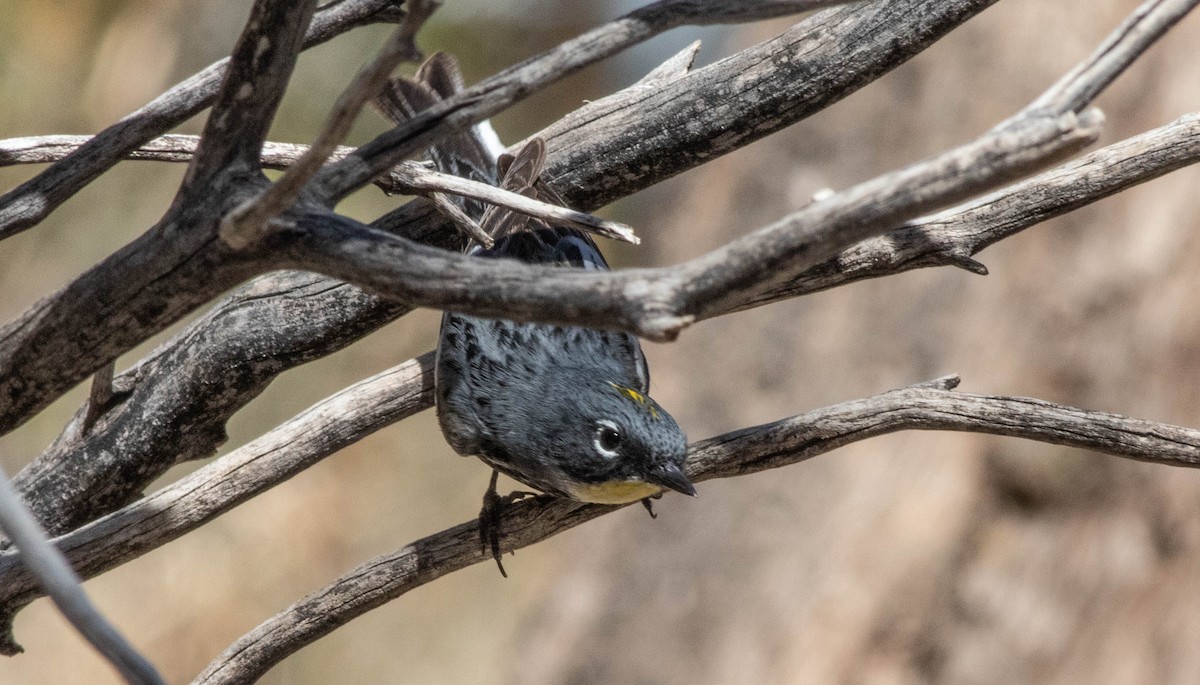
xmin=429 ymin=192 xmax=493 ymax=247
xmin=0 ymin=467 xmax=165 ymax=684
xmin=80 ymin=362 xmax=115 ymax=436
xmin=189 ymin=375 xmax=1200 ymax=684
xmin=219 ymin=1 xmax=437 ymax=248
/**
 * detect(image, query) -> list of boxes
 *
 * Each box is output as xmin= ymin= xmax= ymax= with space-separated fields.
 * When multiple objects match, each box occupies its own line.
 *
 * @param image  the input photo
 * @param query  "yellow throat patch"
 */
xmin=567 ymin=479 xmax=663 ymax=504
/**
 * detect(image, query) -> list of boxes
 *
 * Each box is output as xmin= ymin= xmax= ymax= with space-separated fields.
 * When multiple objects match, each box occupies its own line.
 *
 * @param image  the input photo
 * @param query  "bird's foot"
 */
xmin=479 ymin=470 xmax=537 ymax=578
xmin=640 ymin=491 xmax=664 ymax=519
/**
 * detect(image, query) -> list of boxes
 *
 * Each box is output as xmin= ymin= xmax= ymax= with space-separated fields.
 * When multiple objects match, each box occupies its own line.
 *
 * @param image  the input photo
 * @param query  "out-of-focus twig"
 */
xmin=0 ymin=467 xmax=165 ymax=683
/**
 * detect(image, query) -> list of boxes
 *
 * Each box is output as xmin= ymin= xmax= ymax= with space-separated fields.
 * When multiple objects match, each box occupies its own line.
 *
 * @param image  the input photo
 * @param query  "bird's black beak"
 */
xmin=648 ymin=462 xmax=697 ymax=497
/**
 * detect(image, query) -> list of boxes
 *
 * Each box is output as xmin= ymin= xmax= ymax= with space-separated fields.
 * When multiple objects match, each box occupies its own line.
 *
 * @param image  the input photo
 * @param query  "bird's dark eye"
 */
xmin=593 ymin=421 xmax=622 ymax=456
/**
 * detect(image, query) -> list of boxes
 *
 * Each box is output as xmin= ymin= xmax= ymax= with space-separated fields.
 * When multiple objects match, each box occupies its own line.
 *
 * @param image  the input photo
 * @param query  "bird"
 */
xmin=376 ymin=53 xmax=694 ymax=576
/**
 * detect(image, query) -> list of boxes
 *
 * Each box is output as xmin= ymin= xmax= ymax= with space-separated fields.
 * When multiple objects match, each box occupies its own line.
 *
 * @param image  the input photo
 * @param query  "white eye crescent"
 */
xmin=593 ymin=420 xmax=622 ymax=458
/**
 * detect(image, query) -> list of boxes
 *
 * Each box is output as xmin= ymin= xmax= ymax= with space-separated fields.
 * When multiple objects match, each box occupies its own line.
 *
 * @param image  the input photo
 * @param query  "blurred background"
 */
xmin=2 ymin=0 xmax=1200 ymax=683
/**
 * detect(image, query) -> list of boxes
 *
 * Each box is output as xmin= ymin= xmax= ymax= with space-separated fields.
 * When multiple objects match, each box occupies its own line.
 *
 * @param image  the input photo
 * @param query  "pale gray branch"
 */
xmin=744 ymin=112 xmax=1200 ymax=304
xmin=190 ymin=376 xmax=1200 ymax=685
xmin=0 ymin=134 xmax=637 ymax=244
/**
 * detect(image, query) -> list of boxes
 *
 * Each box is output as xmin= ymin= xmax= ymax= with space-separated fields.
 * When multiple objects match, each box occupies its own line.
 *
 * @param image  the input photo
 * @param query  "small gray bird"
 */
xmin=377 ymin=54 xmax=694 ymax=575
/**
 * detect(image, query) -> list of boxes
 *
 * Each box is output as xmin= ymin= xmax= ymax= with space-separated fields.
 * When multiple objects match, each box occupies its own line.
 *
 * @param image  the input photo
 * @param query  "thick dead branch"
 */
xmin=0 ymin=206 xmax=263 ymax=437
xmin=11 ymin=273 xmax=407 ymax=538
xmin=0 ymin=0 xmax=406 ymax=239
xmin=190 ymin=375 xmax=1200 ymax=685
xmin=311 ymin=0 xmax=864 ymax=200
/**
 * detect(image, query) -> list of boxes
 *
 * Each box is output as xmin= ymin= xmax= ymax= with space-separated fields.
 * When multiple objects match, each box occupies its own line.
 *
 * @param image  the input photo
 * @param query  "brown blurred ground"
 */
xmin=2 ymin=1 xmax=1200 ymax=683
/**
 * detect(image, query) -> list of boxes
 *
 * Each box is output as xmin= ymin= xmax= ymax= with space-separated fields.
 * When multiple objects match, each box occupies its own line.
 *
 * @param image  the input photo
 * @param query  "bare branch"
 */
xmin=0 ymin=467 xmax=165 ymax=683
xmin=0 ymin=134 xmax=336 ymax=167
xmin=183 ymin=0 xmax=318 ymax=193
xmin=218 ymin=3 xmax=435 ymax=248
xmin=288 ymin=109 xmax=1102 ymax=341
xmin=0 ymin=0 xmax=404 ymax=239
xmin=191 ymin=378 xmax=1200 ymax=685
xmin=531 ymin=1 xmax=999 ymax=210
xmin=638 ymin=0 xmax=859 ymax=25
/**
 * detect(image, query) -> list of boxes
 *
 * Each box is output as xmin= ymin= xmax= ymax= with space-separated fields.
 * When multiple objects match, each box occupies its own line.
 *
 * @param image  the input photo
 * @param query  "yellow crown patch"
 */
xmin=608 ymin=382 xmax=660 ymax=420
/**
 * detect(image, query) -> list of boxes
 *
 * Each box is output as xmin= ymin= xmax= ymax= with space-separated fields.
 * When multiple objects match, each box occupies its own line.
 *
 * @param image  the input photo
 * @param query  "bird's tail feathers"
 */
xmin=374 ymin=52 xmax=499 ymax=217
